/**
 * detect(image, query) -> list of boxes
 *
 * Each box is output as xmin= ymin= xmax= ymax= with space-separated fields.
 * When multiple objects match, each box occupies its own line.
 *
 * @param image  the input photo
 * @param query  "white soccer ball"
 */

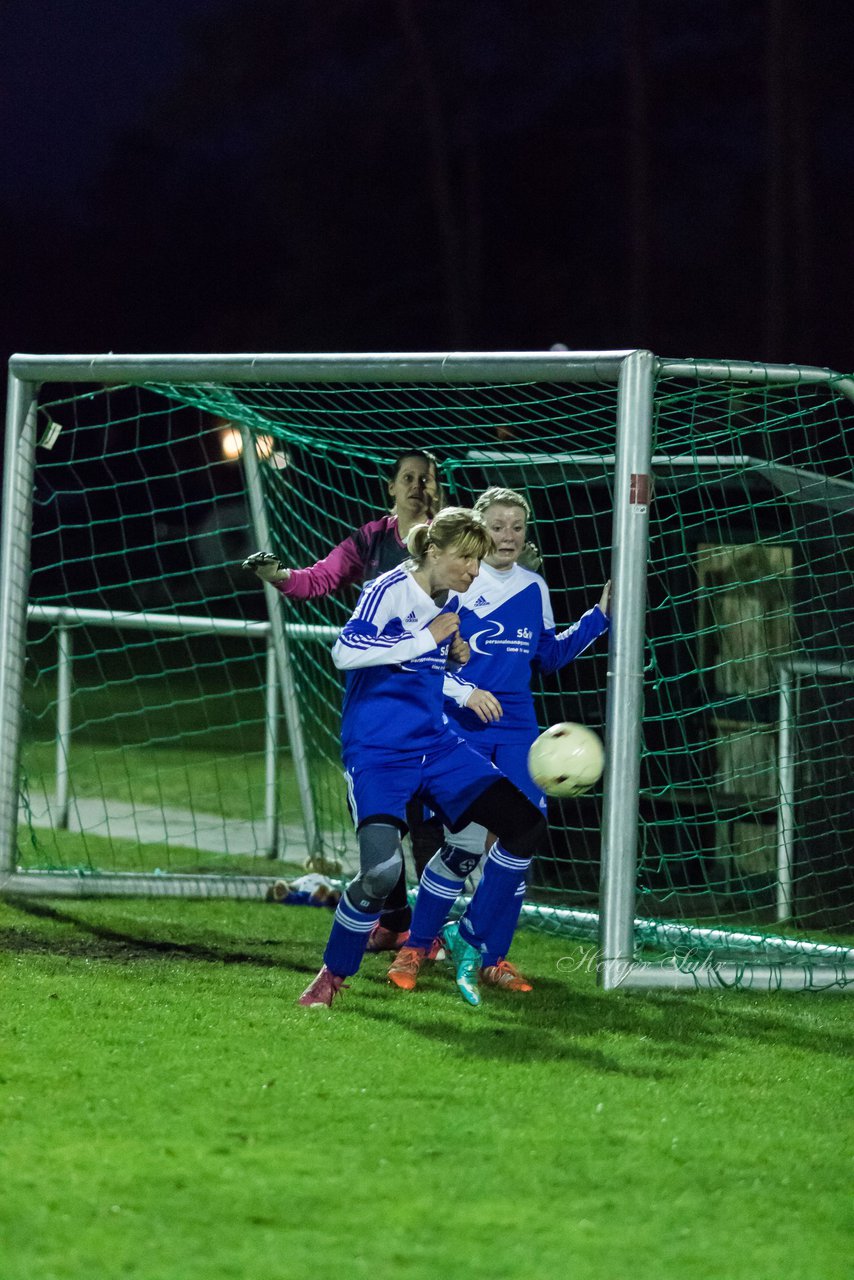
xmin=527 ymin=722 xmax=604 ymax=798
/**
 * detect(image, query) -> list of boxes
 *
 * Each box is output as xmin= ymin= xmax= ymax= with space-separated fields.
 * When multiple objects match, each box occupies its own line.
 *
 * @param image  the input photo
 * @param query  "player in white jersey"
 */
xmin=392 ymin=487 xmax=609 ymax=993
xmin=298 ymin=507 xmax=549 ymax=1009
xmin=242 ymin=449 xmax=445 ymax=943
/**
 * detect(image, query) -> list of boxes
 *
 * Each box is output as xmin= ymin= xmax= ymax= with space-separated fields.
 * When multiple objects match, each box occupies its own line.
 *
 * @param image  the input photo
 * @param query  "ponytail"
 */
xmin=406 ymin=523 xmax=431 ymax=557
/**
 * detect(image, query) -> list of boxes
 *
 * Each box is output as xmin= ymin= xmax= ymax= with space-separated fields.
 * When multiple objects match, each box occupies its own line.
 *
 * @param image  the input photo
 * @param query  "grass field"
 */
xmin=2 ymin=891 xmax=851 ymax=1280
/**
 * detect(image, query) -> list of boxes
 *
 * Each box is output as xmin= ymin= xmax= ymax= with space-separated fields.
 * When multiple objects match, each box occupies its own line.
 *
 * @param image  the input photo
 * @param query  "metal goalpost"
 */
xmin=2 ymin=349 xmax=853 ymax=991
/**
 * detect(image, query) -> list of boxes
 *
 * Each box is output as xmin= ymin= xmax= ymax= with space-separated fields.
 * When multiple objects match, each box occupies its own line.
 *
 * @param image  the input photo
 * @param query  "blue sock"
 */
xmin=323 ymin=893 xmax=381 ymax=977
xmin=408 ymin=862 xmax=463 ymax=950
xmin=482 ymin=878 xmax=526 ymax=967
xmin=459 ymin=845 xmax=531 ymax=953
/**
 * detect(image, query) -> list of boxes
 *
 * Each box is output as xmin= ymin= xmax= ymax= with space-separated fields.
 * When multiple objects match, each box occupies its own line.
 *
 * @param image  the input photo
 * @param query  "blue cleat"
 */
xmin=441 ymin=921 xmax=482 ymax=1007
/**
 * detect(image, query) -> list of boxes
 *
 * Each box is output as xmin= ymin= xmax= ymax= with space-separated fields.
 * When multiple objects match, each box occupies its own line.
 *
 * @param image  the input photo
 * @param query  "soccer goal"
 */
xmin=2 ymin=350 xmax=853 ymax=991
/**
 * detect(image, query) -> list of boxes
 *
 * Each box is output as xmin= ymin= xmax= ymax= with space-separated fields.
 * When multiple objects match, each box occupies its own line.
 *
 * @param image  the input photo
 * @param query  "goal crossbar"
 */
xmin=4 ymin=349 xmax=854 ymax=993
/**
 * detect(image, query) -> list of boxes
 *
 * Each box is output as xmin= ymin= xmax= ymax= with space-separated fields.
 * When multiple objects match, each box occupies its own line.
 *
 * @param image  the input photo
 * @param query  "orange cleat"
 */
xmin=480 ymin=959 xmax=533 ymax=992
xmin=387 ymin=945 xmax=427 ymax=991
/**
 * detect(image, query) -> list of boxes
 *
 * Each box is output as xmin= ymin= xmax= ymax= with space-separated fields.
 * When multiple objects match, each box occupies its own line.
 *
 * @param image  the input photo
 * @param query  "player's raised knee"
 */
xmin=498 ymin=805 xmax=547 ymax=859
xmin=463 ymin=777 xmax=547 ymax=858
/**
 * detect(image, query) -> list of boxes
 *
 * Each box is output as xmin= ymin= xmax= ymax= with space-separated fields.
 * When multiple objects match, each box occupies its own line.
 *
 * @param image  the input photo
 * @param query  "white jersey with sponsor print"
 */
xmin=443 ymin=561 xmax=609 ymax=744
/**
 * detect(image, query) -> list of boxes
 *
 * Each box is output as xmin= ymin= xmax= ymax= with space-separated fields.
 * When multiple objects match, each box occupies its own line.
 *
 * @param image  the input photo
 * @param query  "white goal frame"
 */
xmin=3 ymin=349 xmax=854 ymax=992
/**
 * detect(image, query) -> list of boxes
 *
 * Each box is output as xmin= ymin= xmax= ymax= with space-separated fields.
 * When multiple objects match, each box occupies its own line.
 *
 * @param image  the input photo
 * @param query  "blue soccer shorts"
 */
xmin=463 ymin=739 xmax=547 ymax=814
xmin=344 ymin=731 xmax=504 ymax=832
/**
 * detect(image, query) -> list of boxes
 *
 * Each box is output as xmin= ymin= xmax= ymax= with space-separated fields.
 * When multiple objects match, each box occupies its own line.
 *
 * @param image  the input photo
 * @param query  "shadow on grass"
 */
xmin=1 ymin=898 xmax=321 ymax=976
xmin=350 ymin=953 xmax=854 ymax=1069
xmin=349 ymin=980 xmax=669 ymax=1076
xmin=7 ymin=899 xmax=852 ymax=1071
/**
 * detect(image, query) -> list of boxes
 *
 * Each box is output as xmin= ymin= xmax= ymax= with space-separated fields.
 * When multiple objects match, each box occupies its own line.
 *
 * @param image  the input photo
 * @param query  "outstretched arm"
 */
xmin=242 ymin=535 xmax=365 ymax=600
xmin=535 ymin=581 xmax=611 ymax=674
xmin=242 ymin=551 xmax=290 ymax=583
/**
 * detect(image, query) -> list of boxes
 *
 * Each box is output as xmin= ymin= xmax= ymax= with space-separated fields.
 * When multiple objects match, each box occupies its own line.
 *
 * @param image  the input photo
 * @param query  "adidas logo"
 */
xmin=405 ymin=611 xmax=418 ymax=623
xmin=474 ymin=595 xmax=489 ymax=607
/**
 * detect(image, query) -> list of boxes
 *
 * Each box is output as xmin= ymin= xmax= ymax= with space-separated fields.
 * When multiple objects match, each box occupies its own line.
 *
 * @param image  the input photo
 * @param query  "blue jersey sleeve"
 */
xmin=444 ymin=668 xmax=477 ymax=706
xmin=535 ymin=604 xmax=610 ymax=675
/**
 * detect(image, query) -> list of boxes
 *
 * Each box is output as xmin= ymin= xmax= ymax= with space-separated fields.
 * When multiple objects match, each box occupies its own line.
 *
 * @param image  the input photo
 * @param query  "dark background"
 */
xmin=3 ymin=0 xmax=853 ymax=372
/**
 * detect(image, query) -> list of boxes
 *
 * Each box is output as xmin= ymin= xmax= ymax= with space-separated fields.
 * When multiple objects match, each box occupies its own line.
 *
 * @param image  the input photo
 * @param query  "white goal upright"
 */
xmin=2 ymin=350 xmax=853 ymax=992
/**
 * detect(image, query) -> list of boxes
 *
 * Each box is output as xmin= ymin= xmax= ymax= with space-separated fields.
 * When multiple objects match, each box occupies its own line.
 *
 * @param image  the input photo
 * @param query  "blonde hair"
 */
xmin=406 ymin=506 xmax=493 ymax=564
xmin=472 ymin=486 xmax=542 ymax=572
xmin=472 ymin=486 xmax=531 ymax=521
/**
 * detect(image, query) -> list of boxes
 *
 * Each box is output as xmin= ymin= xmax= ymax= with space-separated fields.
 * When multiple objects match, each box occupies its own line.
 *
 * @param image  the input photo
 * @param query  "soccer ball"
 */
xmin=527 ymin=722 xmax=604 ymax=797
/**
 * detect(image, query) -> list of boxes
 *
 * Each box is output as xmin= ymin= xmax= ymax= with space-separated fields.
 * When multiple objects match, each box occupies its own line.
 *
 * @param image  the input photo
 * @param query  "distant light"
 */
xmin=219 ymin=423 xmax=288 ymax=470
xmin=220 ymin=426 xmax=242 ymax=460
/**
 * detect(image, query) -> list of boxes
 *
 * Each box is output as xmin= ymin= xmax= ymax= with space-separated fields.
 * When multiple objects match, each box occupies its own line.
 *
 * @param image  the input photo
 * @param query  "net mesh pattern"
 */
xmin=18 ymin=368 xmax=854 ymax=951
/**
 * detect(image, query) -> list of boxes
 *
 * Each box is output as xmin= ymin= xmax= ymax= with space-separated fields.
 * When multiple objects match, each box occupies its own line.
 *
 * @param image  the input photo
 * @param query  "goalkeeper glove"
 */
xmin=517 ymin=541 xmax=542 ymax=572
xmin=242 ymin=550 xmax=290 ymax=583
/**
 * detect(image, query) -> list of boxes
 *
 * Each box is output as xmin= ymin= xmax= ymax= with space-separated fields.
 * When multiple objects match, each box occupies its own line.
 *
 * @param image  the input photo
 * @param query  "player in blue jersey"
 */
xmin=298 ymin=506 xmax=549 ymax=1009
xmin=243 ymin=449 xmax=445 ymax=945
xmin=391 ymin=486 xmax=609 ymax=994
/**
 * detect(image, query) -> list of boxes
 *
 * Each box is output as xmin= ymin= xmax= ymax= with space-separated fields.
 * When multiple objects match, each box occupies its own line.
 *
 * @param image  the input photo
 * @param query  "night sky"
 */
xmin=3 ymin=0 xmax=854 ymax=372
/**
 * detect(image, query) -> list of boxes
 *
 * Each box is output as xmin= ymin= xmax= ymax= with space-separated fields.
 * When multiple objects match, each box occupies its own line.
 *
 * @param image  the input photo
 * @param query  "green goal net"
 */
xmin=16 ymin=383 xmax=308 ymax=893
xmin=4 ymin=353 xmax=853 ymax=985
